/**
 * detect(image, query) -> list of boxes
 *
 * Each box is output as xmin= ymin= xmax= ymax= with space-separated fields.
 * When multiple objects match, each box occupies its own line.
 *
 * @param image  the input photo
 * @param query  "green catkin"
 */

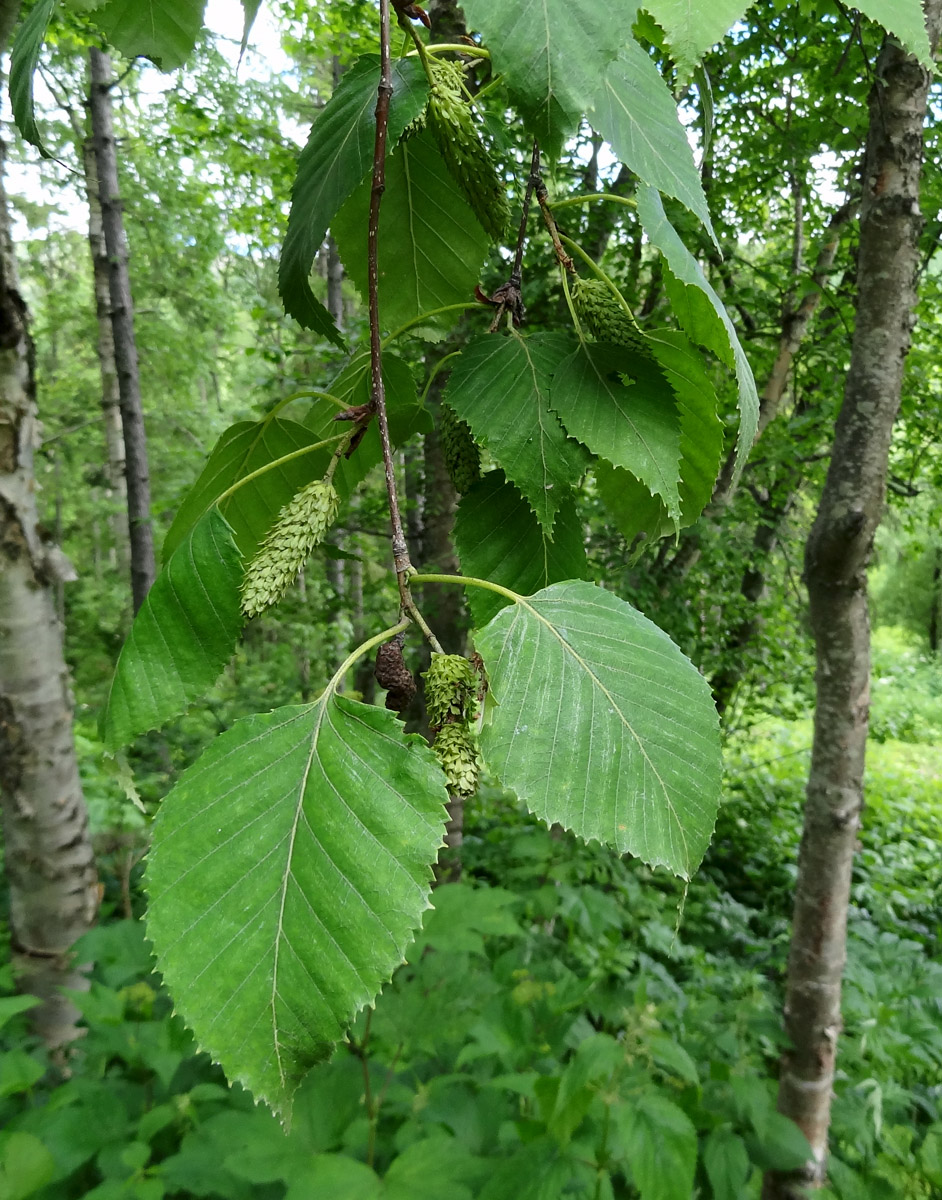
xmin=426 ymin=59 xmax=510 ymax=242
xmin=241 ymin=479 xmax=339 ymax=618
xmin=432 ymin=722 xmax=481 ymax=797
xmin=439 ymin=403 xmax=481 ymax=493
xmin=423 ymin=653 xmax=478 ymax=727
xmin=571 ymin=275 xmax=649 ymax=356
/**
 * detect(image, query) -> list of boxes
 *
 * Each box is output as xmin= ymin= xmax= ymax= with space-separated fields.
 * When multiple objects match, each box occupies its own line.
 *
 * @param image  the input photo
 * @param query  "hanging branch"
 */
xmin=368 ymin=3 xmax=443 ymax=652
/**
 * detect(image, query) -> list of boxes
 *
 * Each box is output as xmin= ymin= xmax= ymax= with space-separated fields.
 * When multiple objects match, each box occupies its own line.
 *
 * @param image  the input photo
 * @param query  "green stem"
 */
xmin=265 ymin=389 xmax=348 ymax=423
xmin=471 ymin=73 xmax=504 ymax=104
xmin=399 ymin=17 xmax=436 ymax=86
xmin=558 ymin=234 xmax=635 ymax=319
xmin=328 ymin=618 xmax=410 ymax=696
xmin=551 ymin=192 xmax=637 ymax=213
xmin=382 ymin=303 xmax=481 ymax=347
xmin=560 ymin=266 xmax=585 ymax=344
xmin=215 ymin=434 xmax=348 ymax=508
xmin=411 ymin=572 xmax=520 ymax=604
xmin=423 ymin=43 xmax=490 ymax=58
xmin=420 ymin=352 xmax=462 ymax=406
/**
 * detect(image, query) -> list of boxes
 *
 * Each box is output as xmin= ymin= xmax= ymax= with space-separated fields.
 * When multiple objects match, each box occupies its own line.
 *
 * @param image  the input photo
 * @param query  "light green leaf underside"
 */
xmin=461 ymin=0 xmax=617 ymax=155
xmin=102 ymin=508 xmax=242 ymax=750
xmin=89 ymin=0 xmax=206 ymax=70
xmin=279 ymin=55 xmax=427 ymax=343
xmin=332 ymin=128 xmax=490 ymax=334
xmin=551 ymin=343 xmax=682 ymax=525
xmin=854 ymin=0 xmax=933 ymax=65
xmin=146 ymin=695 xmax=448 ymax=1120
xmin=444 ymin=332 xmax=590 ymax=533
xmin=644 ymin=0 xmax=751 ymax=76
xmin=8 ymin=0 xmax=56 ymax=155
xmin=595 ymin=329 xmax=724 ymax=547
xmin=636 ymin=183 xmax=758 ymax=475
xmin=454 ymin=470 xmax=590 ymax=627
xmin=474 ymin=580 xmax=721 ymax=877
xmin=586 ymin=41 xmax=717 ymax=247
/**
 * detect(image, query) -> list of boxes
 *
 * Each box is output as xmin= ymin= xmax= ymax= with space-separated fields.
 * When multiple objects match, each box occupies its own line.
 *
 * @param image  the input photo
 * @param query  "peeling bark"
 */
xmin=0 ymin=123 xmax=99 ymax=1047
xmin=764 ymin=11 xmax=942 ymax=1194
xmin=88 ymin=47 xmax=155 ymax=612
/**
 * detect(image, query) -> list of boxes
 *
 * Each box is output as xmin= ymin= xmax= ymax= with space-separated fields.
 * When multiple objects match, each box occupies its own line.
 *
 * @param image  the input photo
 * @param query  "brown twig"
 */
xmin=535 ymin=176 xmax=575 ymax=273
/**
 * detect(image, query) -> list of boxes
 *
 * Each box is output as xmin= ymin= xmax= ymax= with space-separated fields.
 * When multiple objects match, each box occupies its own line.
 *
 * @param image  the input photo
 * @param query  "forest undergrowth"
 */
xmin=1 ymin=631 xmax=940 ymax=1200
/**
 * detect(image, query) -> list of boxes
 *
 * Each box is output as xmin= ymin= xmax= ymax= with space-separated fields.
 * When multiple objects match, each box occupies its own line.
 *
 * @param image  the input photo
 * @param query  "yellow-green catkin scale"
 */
xmin=423 ymin=653 xmax=478 ymax=727
xmin=433 ymin=722 xmax=481 ymax=797
xmin=241 ymin=479 xmax=339 ymax=618
xmin=439 ymin=403 xmax=481 ymax=494
xmin=571 ymin=276 xmax=649 ymax=356
xmin=427 ymin=59 xmax=510 ymax=242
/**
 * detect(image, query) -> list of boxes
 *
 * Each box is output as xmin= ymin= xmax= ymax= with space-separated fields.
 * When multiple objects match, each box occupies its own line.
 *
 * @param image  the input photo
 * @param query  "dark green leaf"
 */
xmin=474 ymin=581 xmax=721 ymax=877
xmin=444 ymin=332 xmax=590 ymax=533
xmin=8 ymin=0 xmax=56 ymax=156
xmin=636 ymin=183 xmax=758 ymax=474
xmin=146 ymin=692 xmax=448 ymax=1119
xmin=454 ymin=470 xmax=590 ymax=627
xmin=279 ymin=55 xmax=428 ymax=342
xmin=102 ymin=508 xmax=243 ymax=750
xmin=702 ymin=1128 xmax=750 ymax=1200
xmin=332 ymin=128 xmax=489 ymax=334
xmin=239 ymin=0 xmax=262 ymax=59
xmin=586 ymin=41 xmax=717 ymax=246
xmin=551 ymin=343 xmax=682 ymax=525
xmin=614 ymin=1090 xmax=697 ymax=1200
xmin=460 ymin=0 xmax=617 ymax=157
xmin=90 ymin=0 xmax=206 ymax=70
xmin=594 ymin=329 xmax=724 ymax=546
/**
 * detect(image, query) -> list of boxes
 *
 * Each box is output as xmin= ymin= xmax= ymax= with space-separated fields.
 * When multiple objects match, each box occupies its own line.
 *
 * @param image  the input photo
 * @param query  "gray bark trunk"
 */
xmin=764 ymin=11 xmax=942 ymax=1193
xmin=88 ymin=47 xmax=155 ymax=612
xmin=0 ymin=126 xmax=99 ymax=1048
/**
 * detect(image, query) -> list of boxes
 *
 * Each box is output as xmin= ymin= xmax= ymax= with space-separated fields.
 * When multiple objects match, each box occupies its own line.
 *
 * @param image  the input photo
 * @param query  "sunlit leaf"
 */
xmin=89 ymin=0 xmax=207 ymax=70
xmin=8 ymin=0 xmax=56 ymax=155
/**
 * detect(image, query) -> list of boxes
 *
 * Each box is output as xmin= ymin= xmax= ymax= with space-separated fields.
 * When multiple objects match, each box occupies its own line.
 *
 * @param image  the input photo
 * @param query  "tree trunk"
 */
xmin=0 ymin=123 xmax=99 ymax=1047
xmin=763 ymin=12 xmax=941 ymax=1194
xmin=81 ymin=123 xmax=129 ymax=572
xmin=88 ymin=47 xmax=155 ymax=612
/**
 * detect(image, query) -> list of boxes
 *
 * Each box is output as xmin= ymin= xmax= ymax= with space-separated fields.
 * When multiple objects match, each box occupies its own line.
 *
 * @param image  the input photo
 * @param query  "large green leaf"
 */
xmin=460 ymin=0 xmax=618 ymax=156
xmin=331 ymin=128 xmax=490 ymax=334
xmin=279 ymin=55 xmax=427 ymax=343
xmin=551 ymin=343 xmax=682 ymax=525
xmin=454 ymin=471 xmax=589 ymax=627
xmin=8 ymin=0 xmax=56 ymax=155
xmin=146 ymin=691 xmax=448 ymax=1120
xmin=444 ymin=332 xmax=590 ymax=533
xmin=594 ymin=329 xmax=724 ymax=545
xmin=102 ymin=508 xmax=242 ymax=750
xmin=614 ymin=1090 xmax=698 ymax=1200
xmin=636 ymin=183 xmax=758 ymax=474
xmin=586 ymin=41 xmax=717 ymax=247
xmin=856 ymin=0 xmax=933 ymax=64
xmin=89 ymin=0 xmax=206 ymax=70
xmin=162 ymin=417 xmax=337 ymax=562
xmin=474 ymin=580 xmax=720 ymax=877
xmin=643 ymin=0 xmax=750 ymax=76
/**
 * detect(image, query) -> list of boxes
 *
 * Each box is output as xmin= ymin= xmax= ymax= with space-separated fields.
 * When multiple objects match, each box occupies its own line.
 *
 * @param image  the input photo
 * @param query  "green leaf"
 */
xmin=101 ymin=508 xmax=243 ymax=750
xmin=551 ymin=343 xmax=682 ymax=525
xmin=0 ymin=995 xmax=41 ymax=1032
xmin=332 ymin=128 xmax=490 ymax=334
xmin=162 ymin=418 xmax=334 ymax=562
xmin=856 ymin=0 xmax=933 ymax=65
xmin=636 ymin=183 xmax=758 ymax=474
xmin=383 ymin=1135 xmax=480 ymax=1200
xmin=444 ymin=333 xmax=590 ymax=532
xmin=89 ymin=0 xmax=207 ymax=70
xmin=454 ymin=471 xmax=590 ymax=628
xmin=460 ymin=0 xmax=618 ymax=156
xmin=279 ymin=55 xmax=428 ymax=343
xmin=284 ymin=1156 xmax=382 ymax=1200
xmin=586 ymin=41 xmax=717 ymax=247
xmin=474 ymin=580 xmax=721 ymax=877
xmin=146 ymin=692 xmax=448 ymax=1120
xmin=615 ymin=1090 xmax=697 ymax=1200
xmin=643 ymin=1 xmax=751 ymax=76
xmin=8 ymin=0 xmax=56 ymax=156
xmin=594 ymin=329 xmax=724 ymax=546
xmin=239 ymin=0 xmax=262 ymax=59
xmin=0 ymin=1131 xmax=56 ymax=1200
xmin=702 ymin=1128 xmax=750 ymax=1200
xmin=0 ymin=1050 xmax=44 ymax=1099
